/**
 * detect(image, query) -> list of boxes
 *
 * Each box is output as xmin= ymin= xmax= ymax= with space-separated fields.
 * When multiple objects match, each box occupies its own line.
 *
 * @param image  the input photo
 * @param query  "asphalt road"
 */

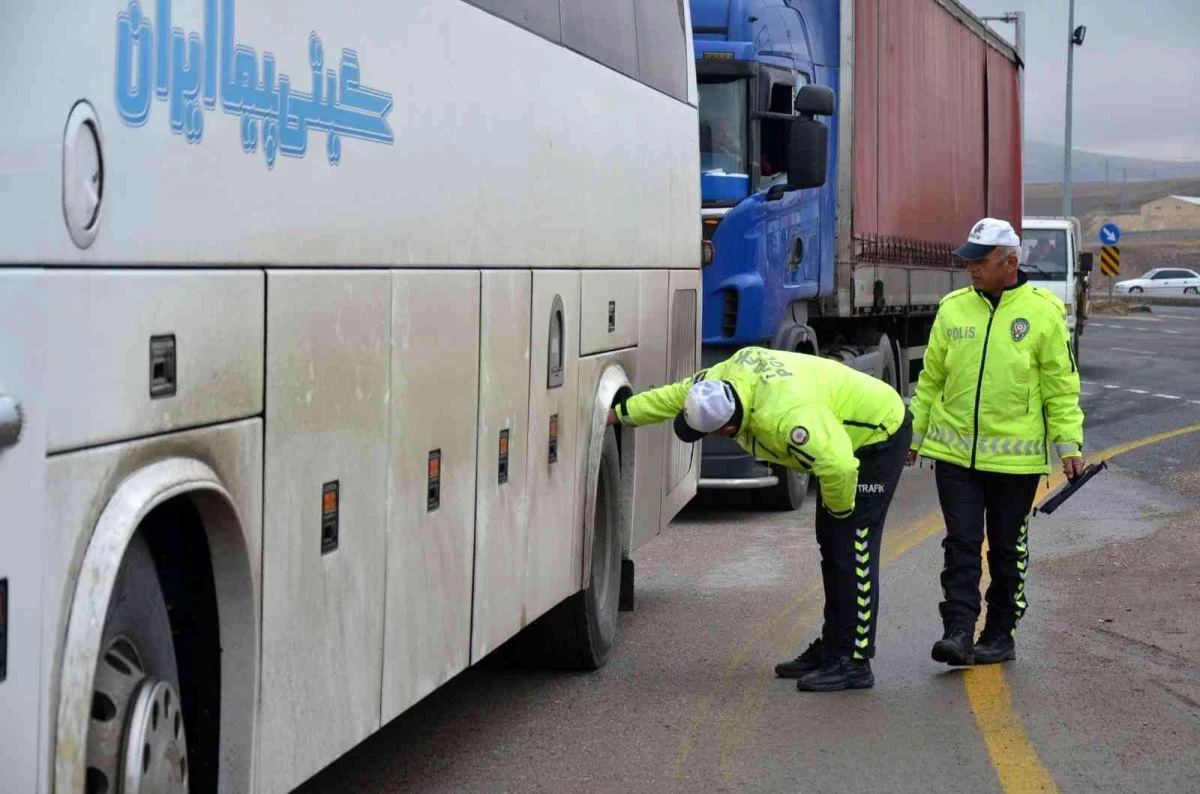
xmin=297 ymin=305 xmax=1200 ymax=794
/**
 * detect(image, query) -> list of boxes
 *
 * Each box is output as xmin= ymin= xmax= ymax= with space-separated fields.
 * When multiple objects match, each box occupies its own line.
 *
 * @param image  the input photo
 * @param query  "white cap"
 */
xmin=955 ymin=217 xmax=1021 ymax=260
xmin=674 ymin=380 xmax=737 ymax=442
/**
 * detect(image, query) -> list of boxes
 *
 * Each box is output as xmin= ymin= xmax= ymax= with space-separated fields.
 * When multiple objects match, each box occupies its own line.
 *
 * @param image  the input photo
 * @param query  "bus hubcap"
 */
xmin=87 ymin=637 xmax=189 ymax=794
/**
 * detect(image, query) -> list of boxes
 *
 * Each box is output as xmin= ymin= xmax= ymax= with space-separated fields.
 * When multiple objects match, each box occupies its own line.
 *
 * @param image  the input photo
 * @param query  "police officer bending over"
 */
xmin=907 ymin=218 xmax=1085 ymax=666
xmin=609 ymin=347 xmax=911 ymax=691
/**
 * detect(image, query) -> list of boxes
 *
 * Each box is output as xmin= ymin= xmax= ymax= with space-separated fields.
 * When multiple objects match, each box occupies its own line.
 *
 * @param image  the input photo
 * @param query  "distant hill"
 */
xmin=1025 ymin=178 xmax=1200 ymax=219
xmin=1023 ymin=176 xmax=1200 ymax=282
xmin=1024 ymin=140 xmax=1200 ymax=185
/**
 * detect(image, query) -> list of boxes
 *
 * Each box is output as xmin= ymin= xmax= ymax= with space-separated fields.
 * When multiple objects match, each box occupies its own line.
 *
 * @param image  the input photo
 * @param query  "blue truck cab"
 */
xmin=693 ymin=0 xmax=840 ymax=508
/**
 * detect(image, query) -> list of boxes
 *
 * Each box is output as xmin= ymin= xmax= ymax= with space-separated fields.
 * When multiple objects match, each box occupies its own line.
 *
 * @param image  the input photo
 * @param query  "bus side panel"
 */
xmin=523 ymin=272 xmax=583 ymax=622
xmin=661 ymin=270 xmax=702 ymax=528
xmin=471 ymin=270 xmax=534 ymax=663
xmin=580 ymin=270 xmax=640 ymax=355
xmin=631 ymin=270 xmax=670 ymax=551
xmin=45 ymin=270 xmax=264 ymax=454
xmin=0 ymin=0 xmax=698 ymax=270
xmin=382 ymin=271 xmax=481 ymax=724
xmin=260 ymin=271 xmax=392 ymax=794
xmin=0 ymin=271 xmax=47 ymax=794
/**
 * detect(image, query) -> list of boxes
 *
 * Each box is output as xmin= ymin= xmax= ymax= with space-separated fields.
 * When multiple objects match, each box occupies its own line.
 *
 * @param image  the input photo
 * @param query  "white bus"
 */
xmin=0 ymin=1 xmax=702 ymax=791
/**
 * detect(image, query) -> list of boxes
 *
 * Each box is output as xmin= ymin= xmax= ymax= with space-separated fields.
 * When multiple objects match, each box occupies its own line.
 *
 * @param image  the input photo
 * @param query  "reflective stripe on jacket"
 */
xmin=909 ymin=279 xmax=1084 ymax=475
xmin=615 ymin=347 xmax=906 ymax=517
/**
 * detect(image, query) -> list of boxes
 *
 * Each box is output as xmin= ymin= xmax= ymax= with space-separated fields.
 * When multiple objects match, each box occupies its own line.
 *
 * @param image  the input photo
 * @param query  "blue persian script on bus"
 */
xmin=115 ymin=0 xmax=395 ymax=168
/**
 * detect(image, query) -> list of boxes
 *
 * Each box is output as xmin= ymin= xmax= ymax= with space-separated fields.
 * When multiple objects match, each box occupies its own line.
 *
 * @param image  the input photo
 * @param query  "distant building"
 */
xmin=1137 ymin=195 xmax=1200 ymax=230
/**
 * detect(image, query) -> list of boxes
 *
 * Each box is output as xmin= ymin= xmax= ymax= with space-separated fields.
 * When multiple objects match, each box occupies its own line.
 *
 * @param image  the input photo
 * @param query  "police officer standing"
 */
xmin=907 ymin=218 xmax=1085 ymax=666
xmin=609 ymin=346 xmax=910 ymax=691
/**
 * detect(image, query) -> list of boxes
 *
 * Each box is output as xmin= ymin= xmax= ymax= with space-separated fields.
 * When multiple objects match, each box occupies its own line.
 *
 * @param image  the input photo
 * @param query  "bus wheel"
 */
xmin=86 ymin=534 xmax=189 ymax=794
xmin=513 ymin=426 xmax=623 ymax=670
xmin=579 ymin=425 xmax=623 ymax=667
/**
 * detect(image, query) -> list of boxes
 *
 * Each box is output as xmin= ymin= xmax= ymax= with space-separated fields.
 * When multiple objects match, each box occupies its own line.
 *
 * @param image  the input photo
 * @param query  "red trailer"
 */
xmin=833 ymin=0 xmax=1024 ymax=318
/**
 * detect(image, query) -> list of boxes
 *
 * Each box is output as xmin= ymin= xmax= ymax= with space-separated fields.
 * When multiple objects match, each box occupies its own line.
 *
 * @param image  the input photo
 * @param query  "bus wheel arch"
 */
xmin=583 ymin=365 xmax=634 ymax=587
xmin=55 ymin=458 xmax=256 ymax=794
xmin=506 ymin=364 xmax=632 ymax=670
xmin=578 ymin=364 xmax=634 ymax=664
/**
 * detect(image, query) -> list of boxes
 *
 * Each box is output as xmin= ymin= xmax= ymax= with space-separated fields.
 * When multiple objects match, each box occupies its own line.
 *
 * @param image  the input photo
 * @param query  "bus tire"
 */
xmin=512 ymin=426 xmax=623 ymax=670
xmin=86 ymin=533 xmax=190 ymax=793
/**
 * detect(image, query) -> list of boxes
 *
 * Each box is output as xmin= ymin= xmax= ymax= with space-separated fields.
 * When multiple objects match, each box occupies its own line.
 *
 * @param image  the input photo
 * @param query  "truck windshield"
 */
xmin=1020 ymin=229 xmax=1069 ymax=281
xmin=698 ymin=78 xmax=750 ymax=202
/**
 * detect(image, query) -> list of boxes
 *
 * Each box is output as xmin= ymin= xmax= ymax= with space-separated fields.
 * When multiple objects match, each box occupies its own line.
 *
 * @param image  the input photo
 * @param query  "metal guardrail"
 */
xmin=1102 ymin=292 xmax=1200 ymax=307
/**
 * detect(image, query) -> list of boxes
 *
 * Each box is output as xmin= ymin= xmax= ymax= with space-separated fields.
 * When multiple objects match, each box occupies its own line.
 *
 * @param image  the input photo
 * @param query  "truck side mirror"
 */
xmin=1079 ymin=252 xmax=1094 ymax=274
xmin=787 ymin=118 xmax=829 ymax=191
xmin=786 ymin=85 xmax=834 ymax=191
xmin=795 ymin=85 xmax=835 ymax=117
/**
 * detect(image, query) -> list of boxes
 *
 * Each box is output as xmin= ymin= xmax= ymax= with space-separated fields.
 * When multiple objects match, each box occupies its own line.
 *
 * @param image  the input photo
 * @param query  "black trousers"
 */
xmin=934 ymin=461 xmax=1041 ymax=638
xmin=815 ymin=412 xmax=912 ymax=660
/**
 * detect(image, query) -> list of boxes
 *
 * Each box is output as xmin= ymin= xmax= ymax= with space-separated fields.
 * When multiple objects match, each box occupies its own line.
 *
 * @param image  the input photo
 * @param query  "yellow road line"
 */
xmin=670 ymin=581 xmax=821 ymax=778
xmin=677 ymin=506 xmax=965 ymax=776
xmin=965 ymin=666 xmax=1060 ymax=793
xmin=711 ymin=510 xmax=952 ymax=775
xmin=675 ymin=421 xmax=1200 ymax=782
xmin=1085 ymin=421 xmax=1200 ymax=461
xmin=965 ymin=421 xmax=1200 ymax=793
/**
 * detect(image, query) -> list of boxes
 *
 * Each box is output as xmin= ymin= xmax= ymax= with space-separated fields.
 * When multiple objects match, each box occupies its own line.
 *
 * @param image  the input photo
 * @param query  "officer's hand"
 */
xmin=1062 ymin=456 xmax=1086 ymax=481
xmin=905 ymin=449 xmax=919 ymax=467
xmin=606 ymin=409 xmax=618 ymax=427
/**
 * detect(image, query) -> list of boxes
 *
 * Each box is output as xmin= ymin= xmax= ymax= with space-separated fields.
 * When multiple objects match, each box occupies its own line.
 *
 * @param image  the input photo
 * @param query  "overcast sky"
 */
xmin=961 ymin=0 xmax=1200 ymax=161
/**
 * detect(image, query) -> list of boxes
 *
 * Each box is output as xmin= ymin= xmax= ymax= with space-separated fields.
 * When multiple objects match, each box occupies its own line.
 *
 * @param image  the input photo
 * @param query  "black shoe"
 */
xmin=931 ymin=629 xmax=975 ymax=666
xmin=796 ymin=656 xmax=874 ymax=692
xmin=974 ymin=633 xmax=1016 ymax=664
xmin=775 ymin=637 xmax=826 ymax=679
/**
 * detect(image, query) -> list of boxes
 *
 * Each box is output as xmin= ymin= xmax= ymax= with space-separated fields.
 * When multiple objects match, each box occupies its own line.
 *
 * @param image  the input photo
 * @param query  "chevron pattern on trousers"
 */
xmin=853 ymin=526 xmax=874 ymax=660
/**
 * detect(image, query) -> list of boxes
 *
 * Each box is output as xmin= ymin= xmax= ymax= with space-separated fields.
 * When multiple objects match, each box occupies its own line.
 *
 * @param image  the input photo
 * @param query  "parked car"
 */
xmin=1113 ymin=268 xmax=1200 ymax=294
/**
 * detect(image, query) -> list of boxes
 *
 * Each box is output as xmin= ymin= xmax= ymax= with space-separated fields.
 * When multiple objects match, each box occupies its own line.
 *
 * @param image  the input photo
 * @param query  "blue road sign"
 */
xmin=1099 ymin=223 xmax=1121 ymax=246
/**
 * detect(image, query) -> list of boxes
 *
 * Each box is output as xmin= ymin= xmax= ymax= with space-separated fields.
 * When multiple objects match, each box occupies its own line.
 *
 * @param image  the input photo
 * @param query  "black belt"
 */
xmin=856 ymin=410 xmax=912 ymax=453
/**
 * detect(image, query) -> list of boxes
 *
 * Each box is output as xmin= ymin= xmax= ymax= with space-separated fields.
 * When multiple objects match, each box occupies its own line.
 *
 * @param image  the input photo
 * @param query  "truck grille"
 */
xmin=668 ymin=288 xmax=697 ymax=489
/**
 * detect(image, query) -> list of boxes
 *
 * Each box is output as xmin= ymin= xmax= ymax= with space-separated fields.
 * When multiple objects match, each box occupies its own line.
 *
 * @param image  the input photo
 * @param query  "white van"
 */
xmin=1021 ymin=216 xmax=1095 ymax=363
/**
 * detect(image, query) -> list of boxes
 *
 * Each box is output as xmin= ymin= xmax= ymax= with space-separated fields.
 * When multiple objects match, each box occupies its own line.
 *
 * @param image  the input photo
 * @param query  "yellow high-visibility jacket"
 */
xmin=615 ymin=347 xmax=906 ymax=518
xmin=910 ymin=279 xmax=1084 ymax=474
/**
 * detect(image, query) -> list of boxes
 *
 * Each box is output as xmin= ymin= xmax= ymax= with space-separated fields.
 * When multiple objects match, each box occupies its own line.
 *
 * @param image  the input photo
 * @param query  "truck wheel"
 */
xmin=876 ymin=333 xmax=900 ymax=393
xmin=86 ymin=533 xmax=189 ymax=794
xmin=511 ymin=426 xmax=623 ymax=670
xmin=763 ymin=465 xmax=809 ymax=511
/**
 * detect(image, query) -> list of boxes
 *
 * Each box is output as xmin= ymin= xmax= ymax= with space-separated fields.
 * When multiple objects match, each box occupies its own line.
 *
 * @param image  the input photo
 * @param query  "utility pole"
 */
xmin=1015 ymin=11 xmax=1026 ymax=220
xmin=1063 ymin=1 xmax=1086 ymax=218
